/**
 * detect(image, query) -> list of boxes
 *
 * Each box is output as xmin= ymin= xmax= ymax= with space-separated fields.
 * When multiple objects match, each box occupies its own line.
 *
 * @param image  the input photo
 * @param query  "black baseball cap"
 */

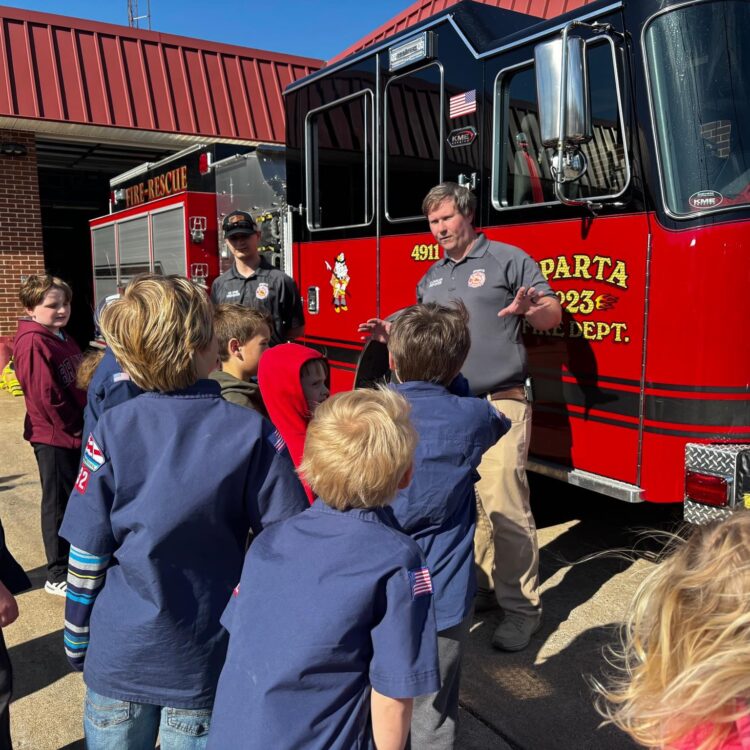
xmin=222 ymin=210 xmax=258 ymax=238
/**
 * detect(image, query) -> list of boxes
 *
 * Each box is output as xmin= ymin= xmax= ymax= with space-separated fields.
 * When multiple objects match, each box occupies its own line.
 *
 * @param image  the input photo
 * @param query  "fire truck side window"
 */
xmin=385 ymin=63 xmax=443 ymax=222
xmin=92 ymin=225 xmax=117 ymax=300
xmin=493 ymin=41 xmax=627 ymax=208
xmin=644 ymin=0 xmax=750 ymax=216
xmin=564 ymin=40 xmax=628 ymax=201
xmin=306 ymin=91 xmax=373 ymax=230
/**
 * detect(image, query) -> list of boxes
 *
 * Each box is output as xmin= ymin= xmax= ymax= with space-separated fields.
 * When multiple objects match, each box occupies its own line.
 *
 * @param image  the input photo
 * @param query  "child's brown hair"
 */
xmin=19 ymin=274 xmax=72 ymax=309
xmin=388 ymin=301 xmax=470 ymax=386
xmin=213 ymin=304 xmax=272 ymax=362
xmin=75 ymin=349 xmax=105 ymax=390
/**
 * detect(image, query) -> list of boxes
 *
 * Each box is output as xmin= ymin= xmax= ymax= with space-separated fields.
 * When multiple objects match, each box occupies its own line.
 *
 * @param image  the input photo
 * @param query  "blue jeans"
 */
xmin=84 ymin=689 xmax=212 ymax=750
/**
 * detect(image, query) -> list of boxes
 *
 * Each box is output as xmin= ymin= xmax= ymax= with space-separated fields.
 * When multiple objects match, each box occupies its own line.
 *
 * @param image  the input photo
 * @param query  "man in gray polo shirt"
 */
xmin=360 ymin=182 xmax=561 ymax=652
xmin=210 ymin=210 xmax=304 ymax=346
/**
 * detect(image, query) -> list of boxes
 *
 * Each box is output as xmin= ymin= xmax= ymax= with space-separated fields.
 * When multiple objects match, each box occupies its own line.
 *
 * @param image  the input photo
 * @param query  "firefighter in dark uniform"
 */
xmin=210 ymin=211 xmax=305 ymax=346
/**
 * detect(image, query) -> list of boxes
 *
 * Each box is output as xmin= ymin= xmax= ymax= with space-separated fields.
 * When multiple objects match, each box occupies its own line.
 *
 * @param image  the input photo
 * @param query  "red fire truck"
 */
xmin=283 ymin=0 xmax=750 ymax=522
xmin=89 ymin=142 xmax=289 ymax=300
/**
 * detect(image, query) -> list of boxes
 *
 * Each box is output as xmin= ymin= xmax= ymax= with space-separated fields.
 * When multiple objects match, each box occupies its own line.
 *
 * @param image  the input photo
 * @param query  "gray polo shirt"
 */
xmin=210 ymin=257 xmax=304 ymax=346
xmin=417 ymin=233 xmax=553 ymax=395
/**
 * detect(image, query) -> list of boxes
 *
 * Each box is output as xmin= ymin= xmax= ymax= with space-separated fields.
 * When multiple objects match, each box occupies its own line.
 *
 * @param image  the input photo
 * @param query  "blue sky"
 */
xmin=1 ymin=1 xmax=411 ymax=60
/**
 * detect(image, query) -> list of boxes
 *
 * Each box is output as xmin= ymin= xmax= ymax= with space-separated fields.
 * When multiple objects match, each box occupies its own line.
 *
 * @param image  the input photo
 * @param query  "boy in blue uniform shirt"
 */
xmin=60 ymin=274 xmax=308 ymax=750
xmin=387 ymin=302 xmax=510 ymax=749
xmin=209 ymin=389 xmax=440 ymax=750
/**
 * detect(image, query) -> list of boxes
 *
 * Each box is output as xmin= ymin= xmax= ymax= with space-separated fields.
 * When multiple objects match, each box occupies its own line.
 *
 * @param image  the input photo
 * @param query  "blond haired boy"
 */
xmin=209 ymin=303 xmax=270 ymax=415
xmin=209 ymin=389 xmax=440 ymax=750
xmin=59 ymin=274 xmax=307 ymax=748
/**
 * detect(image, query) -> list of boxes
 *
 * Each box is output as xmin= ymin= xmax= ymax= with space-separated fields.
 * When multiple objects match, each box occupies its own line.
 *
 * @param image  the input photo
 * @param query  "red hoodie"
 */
xmin=257 ymin=343 xmax=328 ymax=504
xmin=13 ymin=320 xmax=86 ymax=449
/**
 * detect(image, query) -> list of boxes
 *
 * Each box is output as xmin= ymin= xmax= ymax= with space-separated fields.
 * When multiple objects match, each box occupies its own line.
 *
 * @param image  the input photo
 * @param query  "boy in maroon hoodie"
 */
xmin=257 ymin=343 xmax=330 ymax=504
xmin=14 ymin=275 xmax=86 ymax=596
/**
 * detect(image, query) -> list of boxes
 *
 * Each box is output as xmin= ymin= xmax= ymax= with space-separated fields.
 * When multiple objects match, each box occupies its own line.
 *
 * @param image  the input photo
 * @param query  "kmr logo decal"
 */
xmin=688 ymin=190 xmax=723 ymax=210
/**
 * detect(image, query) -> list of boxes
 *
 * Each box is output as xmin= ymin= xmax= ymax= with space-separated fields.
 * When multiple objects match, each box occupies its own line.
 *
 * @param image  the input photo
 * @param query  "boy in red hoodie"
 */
xmin=14 ymin=275 xmax=86 ymax=596
xmin=257 ymin=343 xmax=329 ymax=503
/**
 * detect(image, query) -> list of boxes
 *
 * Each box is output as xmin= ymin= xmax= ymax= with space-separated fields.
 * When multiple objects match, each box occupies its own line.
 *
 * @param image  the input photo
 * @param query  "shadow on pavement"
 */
xmin=9 ymin=628 xmax=73 ymax=702
xmin=19 ymin=564 xmax=48 ymax=594
xmin=58 ymin=741 xmax=85 ymax=750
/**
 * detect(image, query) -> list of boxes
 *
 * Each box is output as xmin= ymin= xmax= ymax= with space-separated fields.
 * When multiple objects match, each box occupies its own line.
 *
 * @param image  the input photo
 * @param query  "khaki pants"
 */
xmin=474 ymin=396 xmax=541 ymax=617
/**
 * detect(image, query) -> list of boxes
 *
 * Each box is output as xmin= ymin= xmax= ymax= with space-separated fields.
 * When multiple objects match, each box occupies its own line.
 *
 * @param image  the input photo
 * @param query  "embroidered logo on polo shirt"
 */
xmin=256 ymin=283 xmax=270 ymax=300
xmin=408 ymin=567 xmax=433 ymax=599
xmin=226 ymin=290 xmax=241 ymax=299
xmin=74 ymin=465 xmax=91 ymax=494
xmin=428 ymin=278 xmax=443 ymax=288
xmin=468 ymin=270 xmax=486 ymax=288
xmin=82 ymin=435 xmax=105 ymax=473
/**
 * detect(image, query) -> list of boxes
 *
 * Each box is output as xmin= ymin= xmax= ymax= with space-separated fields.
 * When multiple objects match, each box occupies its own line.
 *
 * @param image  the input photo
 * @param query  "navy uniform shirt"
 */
xmin=417 ymin=233 xmax=554 ymax=395
xmin=387 ymin=382 xmax=509 ymax=631
xmin=209 ymin=257 xmax=304 ymax=346
xmin=82 ymin=347 xmax=142 ymax=445
xmin=208 ymin=500 xmax=440 ymax=750
xmin=60 ymin=380 xmax=308 ymax=709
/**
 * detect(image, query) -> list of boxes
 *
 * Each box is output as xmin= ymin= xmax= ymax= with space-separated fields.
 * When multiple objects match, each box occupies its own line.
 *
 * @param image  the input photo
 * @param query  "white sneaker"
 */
xmin=44 ymin=580 xmax=67 ymax=597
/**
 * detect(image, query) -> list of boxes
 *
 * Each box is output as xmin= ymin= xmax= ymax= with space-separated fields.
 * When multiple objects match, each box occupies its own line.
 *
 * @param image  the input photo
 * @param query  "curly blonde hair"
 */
xmin=593 ymin=513 xmax=750 ymax=749
xmin=298 ymin=387 xmax=417 ymax=511
xmin=100 ymin=274 xmax=213 ymax=392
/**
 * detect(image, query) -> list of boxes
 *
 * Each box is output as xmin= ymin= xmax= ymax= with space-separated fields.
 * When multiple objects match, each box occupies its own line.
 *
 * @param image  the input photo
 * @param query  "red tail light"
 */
xmin=685 ymin=471 xmax=729 ymax=507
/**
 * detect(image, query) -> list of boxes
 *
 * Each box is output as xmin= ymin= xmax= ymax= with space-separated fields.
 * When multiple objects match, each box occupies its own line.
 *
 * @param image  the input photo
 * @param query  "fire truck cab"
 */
xmin=284 ymin=0 xmax=750 ymax=521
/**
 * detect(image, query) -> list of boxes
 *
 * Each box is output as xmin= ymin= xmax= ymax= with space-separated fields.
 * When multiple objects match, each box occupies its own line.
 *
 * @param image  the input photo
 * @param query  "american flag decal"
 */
xmin=449 ymin=89 xmax=476 ymax=119
xmin=408 ymin=567 xmax=433 ymax=599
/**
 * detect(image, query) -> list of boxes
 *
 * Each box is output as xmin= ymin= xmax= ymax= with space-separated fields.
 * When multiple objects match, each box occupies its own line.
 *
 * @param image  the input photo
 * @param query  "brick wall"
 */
xmin=0 ymin=130 xmax=44 ymax=341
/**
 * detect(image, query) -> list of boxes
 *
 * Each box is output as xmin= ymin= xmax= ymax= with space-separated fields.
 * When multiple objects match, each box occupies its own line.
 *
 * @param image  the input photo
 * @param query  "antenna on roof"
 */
xmin=127 ymin=0 xmax=152 ymax=30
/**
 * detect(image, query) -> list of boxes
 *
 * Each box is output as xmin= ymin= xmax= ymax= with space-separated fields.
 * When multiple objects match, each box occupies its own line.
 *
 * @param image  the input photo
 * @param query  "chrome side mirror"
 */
xmin=535 ymin=36 xmax=591 ymax=151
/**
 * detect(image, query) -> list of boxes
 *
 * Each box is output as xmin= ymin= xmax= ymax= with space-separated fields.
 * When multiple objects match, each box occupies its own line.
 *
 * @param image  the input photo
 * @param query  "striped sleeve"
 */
xmin=64 ymin=545 xmax=111 ymax=671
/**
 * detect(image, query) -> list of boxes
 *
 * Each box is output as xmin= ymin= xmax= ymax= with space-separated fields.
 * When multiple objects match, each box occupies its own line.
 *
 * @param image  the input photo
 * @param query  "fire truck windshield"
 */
xmin=644 ymin=0 xmax=750 ymax=217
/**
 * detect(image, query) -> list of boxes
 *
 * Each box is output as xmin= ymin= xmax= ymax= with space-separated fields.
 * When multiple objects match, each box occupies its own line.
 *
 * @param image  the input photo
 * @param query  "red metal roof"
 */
xmin=0 ymin=5 xmax=322 ymax=144
xmin=328 ymin=0 xmax=596 ymax=64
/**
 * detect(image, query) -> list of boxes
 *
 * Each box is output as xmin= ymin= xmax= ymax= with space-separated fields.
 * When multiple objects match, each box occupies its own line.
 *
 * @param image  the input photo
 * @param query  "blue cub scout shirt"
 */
xmin=60 ymin=380 xmax=308 ymax=708
xmin=82 ymin=347 xmax=142 ymax=444
xmin=208 ymin=500 xmax=441 ymax=750
xmin=387 ymin=382 xmax=510 ymax=631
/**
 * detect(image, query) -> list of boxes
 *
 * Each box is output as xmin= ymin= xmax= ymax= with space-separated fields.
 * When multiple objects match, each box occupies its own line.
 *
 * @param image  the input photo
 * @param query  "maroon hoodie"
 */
xmin=13 ymin=320 xmax=86 ymax=449
xmin=257 ymin=343 xmax=328 ymax=504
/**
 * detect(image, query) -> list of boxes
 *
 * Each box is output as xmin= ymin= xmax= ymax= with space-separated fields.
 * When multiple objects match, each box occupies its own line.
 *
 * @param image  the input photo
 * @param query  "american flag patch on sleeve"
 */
xmin=270 ymin=429 xmax=286 ymax=454
xmin=408 ymin=567 xmax=433 ymax=599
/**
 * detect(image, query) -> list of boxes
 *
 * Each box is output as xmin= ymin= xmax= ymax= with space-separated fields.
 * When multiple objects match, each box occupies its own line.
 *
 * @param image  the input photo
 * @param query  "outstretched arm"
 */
xmin=498 ymin=287 xmax=562 ymax=331
xmin=357 ymin=318 xmax=392 ymax=343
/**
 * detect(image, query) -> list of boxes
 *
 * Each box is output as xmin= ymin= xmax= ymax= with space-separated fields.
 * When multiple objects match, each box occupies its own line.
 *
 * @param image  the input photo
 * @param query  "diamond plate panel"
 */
xmin=685 ymin=442 xmax=750 ymax=508
xmin=684 ymin=499 xmax=737 ymax=526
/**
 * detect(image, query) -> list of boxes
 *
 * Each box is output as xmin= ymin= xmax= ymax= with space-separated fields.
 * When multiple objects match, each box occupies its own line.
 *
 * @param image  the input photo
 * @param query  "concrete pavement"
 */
xmin=0 ymin=389 xmax=678 ymax=749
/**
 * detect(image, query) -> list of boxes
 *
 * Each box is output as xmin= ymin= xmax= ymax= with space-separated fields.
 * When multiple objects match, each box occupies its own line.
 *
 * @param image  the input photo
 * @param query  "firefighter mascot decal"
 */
xmin=329 ymin=252 xmax=350 ymax=313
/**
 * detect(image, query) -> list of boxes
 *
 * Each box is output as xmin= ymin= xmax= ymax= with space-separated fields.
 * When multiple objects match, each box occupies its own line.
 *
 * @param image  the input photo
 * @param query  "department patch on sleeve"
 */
xmin=82 ymin=434 xmax=106 ymax=472
xmin=408 ymin=567 xmax=433 ymax=599
xmin=74 ymin=464 xmax=91 ymax=494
